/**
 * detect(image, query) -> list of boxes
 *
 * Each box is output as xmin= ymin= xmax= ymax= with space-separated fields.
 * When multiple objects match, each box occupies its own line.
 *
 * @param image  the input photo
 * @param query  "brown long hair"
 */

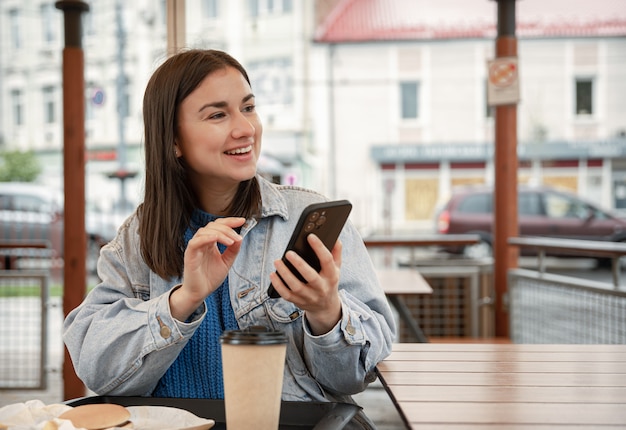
xmin=138 ymin=49 xmax=260 ymax=280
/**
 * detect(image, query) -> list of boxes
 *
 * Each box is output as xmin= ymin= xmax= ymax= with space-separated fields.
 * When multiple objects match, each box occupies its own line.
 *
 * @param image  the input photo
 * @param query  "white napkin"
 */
xmin=0 ymin=401 xmax=214 ymax=430
xmin=0 ymin=400 xmax=73 ymax=429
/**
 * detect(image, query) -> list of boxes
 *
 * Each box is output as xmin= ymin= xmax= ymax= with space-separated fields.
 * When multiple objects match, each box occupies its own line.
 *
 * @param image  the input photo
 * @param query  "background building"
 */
xmin=0 ymin=0 xmax=625 ymax=235
xmin=0 ymin=0 xmax=316 ymax=214
xmin=313 ymin=0 xmax=626 ymax=234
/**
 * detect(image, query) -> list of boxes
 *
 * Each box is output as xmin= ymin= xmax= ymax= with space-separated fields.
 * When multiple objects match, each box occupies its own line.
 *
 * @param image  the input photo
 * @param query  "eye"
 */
xmin=242 ymin=104 xmax=256 ymax=113
xmin=207 ymin=112 xmax=225 ymax=120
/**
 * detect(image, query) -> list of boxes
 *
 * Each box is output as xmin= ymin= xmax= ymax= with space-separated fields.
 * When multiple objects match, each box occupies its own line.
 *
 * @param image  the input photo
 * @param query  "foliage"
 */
xmin=0 ymin=150 xmax=42 ymax=182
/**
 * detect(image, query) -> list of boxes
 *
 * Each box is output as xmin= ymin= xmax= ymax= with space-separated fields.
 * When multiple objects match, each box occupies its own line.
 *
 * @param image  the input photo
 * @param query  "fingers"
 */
xmin=268 ymin=270 xmax=291 ymax=299
xmin=187 ymin=217 xmax=245 ymax=249
xmin=215 ymin=216 xmax=247 ymax=229
xmin=272 ymin=234 xmax=341 ymax=298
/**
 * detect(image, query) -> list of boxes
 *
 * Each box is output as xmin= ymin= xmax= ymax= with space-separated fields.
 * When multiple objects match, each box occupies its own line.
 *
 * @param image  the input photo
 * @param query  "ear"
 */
xmin=173 ymin=142 xmax=181 ymax=158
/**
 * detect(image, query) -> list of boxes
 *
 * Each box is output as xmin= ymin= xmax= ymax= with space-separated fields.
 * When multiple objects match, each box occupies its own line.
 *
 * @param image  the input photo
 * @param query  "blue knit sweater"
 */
xmin=152 ymin=209 xmax=239 ymax=398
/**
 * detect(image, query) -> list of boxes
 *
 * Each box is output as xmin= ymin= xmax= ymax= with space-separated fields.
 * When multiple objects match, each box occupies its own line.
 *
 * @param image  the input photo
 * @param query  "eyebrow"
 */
xmin=197 ymin=93 xmax=255 ymax=114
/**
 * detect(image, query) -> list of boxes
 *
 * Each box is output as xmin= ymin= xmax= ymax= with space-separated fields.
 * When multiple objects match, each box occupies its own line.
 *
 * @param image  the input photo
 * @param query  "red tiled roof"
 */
xmin=314 ymin=0 xmax=626 ymax=42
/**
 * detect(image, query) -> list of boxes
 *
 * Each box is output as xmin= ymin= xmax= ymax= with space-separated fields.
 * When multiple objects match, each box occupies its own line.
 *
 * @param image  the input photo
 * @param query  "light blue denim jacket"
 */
xmin=63 ymin=176 xmax=396 ymax=410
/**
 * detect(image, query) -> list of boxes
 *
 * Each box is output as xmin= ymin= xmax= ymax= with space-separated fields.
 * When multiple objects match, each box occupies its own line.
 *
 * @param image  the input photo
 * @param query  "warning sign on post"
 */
xmin=487 ymin=56 xmax=520 ymax=106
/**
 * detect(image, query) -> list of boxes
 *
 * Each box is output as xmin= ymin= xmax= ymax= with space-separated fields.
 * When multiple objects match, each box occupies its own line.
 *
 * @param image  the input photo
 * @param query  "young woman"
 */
xmin=63 ymin=49 xmax=396 ymax=428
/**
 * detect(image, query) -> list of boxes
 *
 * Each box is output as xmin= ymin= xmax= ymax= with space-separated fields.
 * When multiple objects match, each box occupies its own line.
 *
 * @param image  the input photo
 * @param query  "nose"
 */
xmin=232 ymin=111 xmax=256 ymax=139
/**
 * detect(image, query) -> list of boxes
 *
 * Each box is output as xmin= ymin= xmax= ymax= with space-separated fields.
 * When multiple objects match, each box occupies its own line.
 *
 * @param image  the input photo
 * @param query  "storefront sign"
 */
xmin=487 ymin=56 xmax=520 ymax=106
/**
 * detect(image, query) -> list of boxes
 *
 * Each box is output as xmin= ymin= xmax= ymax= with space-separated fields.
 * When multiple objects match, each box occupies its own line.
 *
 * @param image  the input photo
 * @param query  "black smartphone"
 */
xmin=267 ymin=200 xmax=353 ymax=298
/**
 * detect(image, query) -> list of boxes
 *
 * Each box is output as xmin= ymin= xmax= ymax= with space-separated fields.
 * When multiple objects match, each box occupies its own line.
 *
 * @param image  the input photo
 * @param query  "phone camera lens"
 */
xmin=316 ymin=216 xmax=327 ymax=226
xmin=305 ymin=222 xmax=316 ymax=232
xmin=308 ymin=211 xmax=320 ymax=222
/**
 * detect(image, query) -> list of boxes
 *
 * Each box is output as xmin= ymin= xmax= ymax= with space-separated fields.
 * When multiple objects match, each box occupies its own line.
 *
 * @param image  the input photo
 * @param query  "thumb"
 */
xmin=221 ymin=238 xmax=242 ymax=268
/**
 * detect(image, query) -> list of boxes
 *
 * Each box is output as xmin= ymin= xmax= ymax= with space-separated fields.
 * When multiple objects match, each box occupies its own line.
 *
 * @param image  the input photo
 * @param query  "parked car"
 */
xmin=0 ymin=182 xmax=121 ymax=273
xmin=435 ymin=184 xmax=626 ymax=259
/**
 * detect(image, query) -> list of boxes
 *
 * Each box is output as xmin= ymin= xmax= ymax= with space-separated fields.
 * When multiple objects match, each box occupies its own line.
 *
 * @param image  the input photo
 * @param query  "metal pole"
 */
xmin=493 ymin=0 xmax=519 ymax=338
xmin=55 ymin=0 xmax=89 ymax=401
xmin=115 ymin=0 xmax=128 ymax=208
xmin=328 ymin=45 xmax=337 ymax=199
xmin=166 ymin=0 xmax=186 ymax=56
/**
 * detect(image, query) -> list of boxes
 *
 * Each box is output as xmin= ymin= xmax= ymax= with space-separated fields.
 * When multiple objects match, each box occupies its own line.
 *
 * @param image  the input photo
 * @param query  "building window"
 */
xmin=43 ymin=86 xmax=56 ymax=124
xmin=40 ymin=3 xmax=56 ymax=43
xmin=484 ymin=79 xmax=494 ymax=118
xmin=201 ymin=0 xmax=219 ymax=18
xmin=400 ymin=81 xmax=419 ymax=119
xmin=249 ymin=0 xmax=259 ymax=17
xmin=11 ymin=89 xmax=24 ymax=126
xmin=117 ymin=76 xmax=131 ymax=118
xmin=159 ymin=0 xmax=167 ymax=25
xmin=575 ymin=78 xmax=593 ymax=115
xmin=247 ymin=58 xmax=293 ymax=105
xmin=84 ymin=2 xmax=95 ymax=36
xmin=249 ymin=0 xmax=292 ymax=16
xmin=9 ymin=8 xmax=21 ymax=50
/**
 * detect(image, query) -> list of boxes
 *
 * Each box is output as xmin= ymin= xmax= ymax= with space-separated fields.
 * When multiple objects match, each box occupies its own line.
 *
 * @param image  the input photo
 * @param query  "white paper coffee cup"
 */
xmin=220 ymin=326 xmax=287 ymax=430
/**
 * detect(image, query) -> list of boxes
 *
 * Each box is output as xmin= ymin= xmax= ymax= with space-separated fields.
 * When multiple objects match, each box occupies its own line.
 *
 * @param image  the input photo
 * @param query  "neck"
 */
xmin=193 ymin=183 xmax=239 ymax=216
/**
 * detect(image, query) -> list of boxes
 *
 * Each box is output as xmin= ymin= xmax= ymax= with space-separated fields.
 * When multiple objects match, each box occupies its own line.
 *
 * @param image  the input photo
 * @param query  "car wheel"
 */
xmin=463 ymin=240 xmax=493 ymax=259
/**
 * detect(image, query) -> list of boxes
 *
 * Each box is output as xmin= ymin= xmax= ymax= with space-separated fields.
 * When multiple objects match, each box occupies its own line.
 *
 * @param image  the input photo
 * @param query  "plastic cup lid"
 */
xmin=220 ymin=325 xmax=288 ymax=345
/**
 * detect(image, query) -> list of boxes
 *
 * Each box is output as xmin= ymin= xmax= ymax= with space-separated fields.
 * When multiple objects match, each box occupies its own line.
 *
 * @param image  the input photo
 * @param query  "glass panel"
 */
xmin=202 ymin=0 xmax=219 ymax=18
xmin=458 ymin=193 xmax=491 ymax=214
xmin=400 ymin=81 xmax=419 ymax=119
xmin=519 ymin=192 xmax=541 ymax=215
xmin=9 ymin=9 xmax=21 ymax=50
xmin=11 ymin=90 xmax=23 ymax=126
xmin=40 ymin=3 xmax=56 ymax=43
xmin=575 ymin=79 xmax=593 ymax=115
xmin=43 ymin=86 xmax=56 ymax=124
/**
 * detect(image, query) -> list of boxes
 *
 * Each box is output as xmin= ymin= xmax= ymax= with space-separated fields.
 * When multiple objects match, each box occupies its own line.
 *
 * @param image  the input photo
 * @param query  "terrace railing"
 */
xmin=508 ymin=237 xmax=626 ymax=344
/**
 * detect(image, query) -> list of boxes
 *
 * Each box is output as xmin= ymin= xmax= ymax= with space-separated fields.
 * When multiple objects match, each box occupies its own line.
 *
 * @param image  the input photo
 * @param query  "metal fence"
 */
xmin=509 ymin=268 xmax=626 ymax=343
xmin=0 ymin=270 xmax=50 ymax=389
xmin=403 ymin=263 xmax=494 ymax=340
xmin=365 ymin=240 xmax=495 ymax=341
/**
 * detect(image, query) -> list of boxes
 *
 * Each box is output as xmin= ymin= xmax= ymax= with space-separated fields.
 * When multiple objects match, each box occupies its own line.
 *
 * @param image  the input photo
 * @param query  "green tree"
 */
xmin=0 ymin=150 xmax=42 ymax=182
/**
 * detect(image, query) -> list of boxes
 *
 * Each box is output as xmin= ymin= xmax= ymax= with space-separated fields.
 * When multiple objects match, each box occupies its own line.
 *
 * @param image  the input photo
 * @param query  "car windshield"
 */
xmin=458 ymin=193 xmax=491 ymax=213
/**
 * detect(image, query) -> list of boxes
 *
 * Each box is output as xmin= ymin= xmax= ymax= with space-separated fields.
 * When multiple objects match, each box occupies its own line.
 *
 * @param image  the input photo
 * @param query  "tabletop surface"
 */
xmin=364 ymin=234 xmax=481 ymax=248
xmin=375 ymin=269 xmax=433 ymax=295
xmin=376 ymin=343 xmax=626 ymax=429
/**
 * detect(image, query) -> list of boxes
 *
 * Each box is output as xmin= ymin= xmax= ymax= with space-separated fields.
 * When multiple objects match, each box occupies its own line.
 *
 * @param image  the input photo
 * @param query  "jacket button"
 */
xmin=160 ymin=325 xmax=172 ymax=339
xmin=346 ymin=323 xmax=356 ymax=335
xmin=346 ymin=315 xmax=356 ymax=335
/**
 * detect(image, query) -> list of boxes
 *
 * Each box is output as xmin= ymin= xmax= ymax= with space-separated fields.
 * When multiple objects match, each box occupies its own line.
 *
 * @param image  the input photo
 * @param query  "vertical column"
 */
xmin=166 ymin=0 xmax=186 ymax=56
xmin=493 ymin=0 xmax=518 ymax=338
xmin=55 ymin=0 xmax=89 ymax=401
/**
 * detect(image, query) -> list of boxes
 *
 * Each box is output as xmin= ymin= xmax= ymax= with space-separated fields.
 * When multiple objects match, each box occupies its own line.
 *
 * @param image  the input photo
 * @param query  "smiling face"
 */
xmin=174 ymin=66 xmax=262 ymax=205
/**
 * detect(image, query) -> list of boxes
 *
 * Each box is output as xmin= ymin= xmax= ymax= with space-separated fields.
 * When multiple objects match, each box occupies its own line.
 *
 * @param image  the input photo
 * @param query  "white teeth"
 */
xmin=226 ymin=145 xmax=252 ymax=155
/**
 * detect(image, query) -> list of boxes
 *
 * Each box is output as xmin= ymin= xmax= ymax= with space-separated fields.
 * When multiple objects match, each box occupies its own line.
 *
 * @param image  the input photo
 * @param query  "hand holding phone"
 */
xmin=267 ymin=200 xmax=352 ymax=298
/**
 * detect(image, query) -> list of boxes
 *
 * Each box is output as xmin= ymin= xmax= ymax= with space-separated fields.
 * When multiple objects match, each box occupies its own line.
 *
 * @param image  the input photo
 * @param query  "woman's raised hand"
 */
xmin=170 ymin=217 xmax=245 ymax=321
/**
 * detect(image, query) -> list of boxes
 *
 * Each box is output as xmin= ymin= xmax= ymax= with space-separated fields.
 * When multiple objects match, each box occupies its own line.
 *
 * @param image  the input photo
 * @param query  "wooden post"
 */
xmin=166 ymin=0 xmax=186 ymax=56
xmin=493 ymin=0 xmax=519 ymax=338
xmin=55 ymin=0 xmax=89 ymax=401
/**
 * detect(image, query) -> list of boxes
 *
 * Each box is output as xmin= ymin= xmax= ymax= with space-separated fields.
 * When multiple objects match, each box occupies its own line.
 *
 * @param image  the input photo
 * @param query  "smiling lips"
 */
xmin=225 ymin=144 xmax=253 ymax=155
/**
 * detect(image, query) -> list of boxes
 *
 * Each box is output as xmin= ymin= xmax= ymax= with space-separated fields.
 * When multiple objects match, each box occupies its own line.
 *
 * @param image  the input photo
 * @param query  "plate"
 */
xmin=127 ymin=406 xmax=215 ymax=430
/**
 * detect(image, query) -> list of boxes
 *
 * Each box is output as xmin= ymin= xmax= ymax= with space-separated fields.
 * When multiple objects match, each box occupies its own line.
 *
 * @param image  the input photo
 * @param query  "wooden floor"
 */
xmin=377 ymin=343 xmax=626 ymax=429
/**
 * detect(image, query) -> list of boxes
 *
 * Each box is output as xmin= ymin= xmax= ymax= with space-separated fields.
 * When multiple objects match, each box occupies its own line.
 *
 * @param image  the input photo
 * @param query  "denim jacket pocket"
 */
xmin=264 ymin=300 xmax=327 ymax=401
xmin=265 ymin=298 xmax=303 ymax=324
xmin=133 ymin=284 xmax=150 ymax=301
